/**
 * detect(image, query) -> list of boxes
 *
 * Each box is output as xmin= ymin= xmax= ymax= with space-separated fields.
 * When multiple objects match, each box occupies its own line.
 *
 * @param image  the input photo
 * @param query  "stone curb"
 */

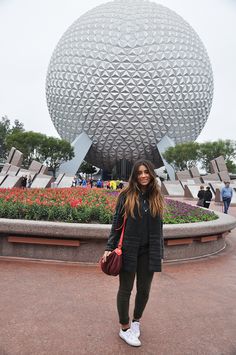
xmin=0 ymin=210 xmax=235 ymax=239
xmin=164 ymin=211 xmax=236 ymax=238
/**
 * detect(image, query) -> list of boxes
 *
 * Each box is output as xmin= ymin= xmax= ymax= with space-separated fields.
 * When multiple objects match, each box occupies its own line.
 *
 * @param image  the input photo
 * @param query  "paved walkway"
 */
xmin=0 ymin=202 xmax=236 ymax=355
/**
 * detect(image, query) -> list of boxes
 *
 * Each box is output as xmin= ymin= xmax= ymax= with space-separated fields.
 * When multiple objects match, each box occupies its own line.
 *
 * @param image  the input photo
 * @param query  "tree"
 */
xmin=225 ymin=160 xmax=236 ymax=174
xmin=0 ymin=116 xmax=25 ymax=160
xmin=163 ymin=139 xmax=236 ymax=173
xmin=10 ymin=119 xmax=25 ymax=134
xmin=162 ymin=142 xmax=200 ymax=171
xmin=199 ymin=140 xmax=236 ymax=173
xmin=6 ymin=131 xmax=45 ymax=167
xmin=0 ymin=116 xmax=10 ymax=160
xmin=39 ymin=136 xmax=74 ymax=177
xmin=6 ymin=131 xmax=74 ymax=175
xmin=79 ymin=161 xmax=97 ymax=178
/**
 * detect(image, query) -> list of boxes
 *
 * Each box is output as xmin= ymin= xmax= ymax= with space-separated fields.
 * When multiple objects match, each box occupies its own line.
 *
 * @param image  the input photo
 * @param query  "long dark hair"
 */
xmin=119 ymin=159 xmax=164 ymax=218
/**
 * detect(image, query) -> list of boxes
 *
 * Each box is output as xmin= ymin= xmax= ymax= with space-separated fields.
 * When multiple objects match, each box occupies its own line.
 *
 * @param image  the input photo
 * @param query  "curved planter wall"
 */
xmin=0 ymin=211 xmax=235 ymax=263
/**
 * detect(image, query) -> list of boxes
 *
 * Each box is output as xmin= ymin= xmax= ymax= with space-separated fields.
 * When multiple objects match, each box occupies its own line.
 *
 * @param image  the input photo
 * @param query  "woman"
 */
xmin=197 ymin=185 xmax=205 ymax=207
xmin=101 ymin=160 xmax=164 ymax=347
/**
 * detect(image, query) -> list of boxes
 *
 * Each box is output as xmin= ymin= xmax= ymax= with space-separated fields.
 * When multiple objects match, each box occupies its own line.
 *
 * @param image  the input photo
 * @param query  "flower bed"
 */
xmin=0 ymin=187 xmax=218 ymax=224
xmin=164 ymin=198 xmax=217 ymax=224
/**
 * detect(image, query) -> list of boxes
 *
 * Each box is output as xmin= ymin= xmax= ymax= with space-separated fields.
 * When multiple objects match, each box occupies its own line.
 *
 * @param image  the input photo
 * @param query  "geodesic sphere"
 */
xmin=46 ymin=0 xmax=213 ymax=170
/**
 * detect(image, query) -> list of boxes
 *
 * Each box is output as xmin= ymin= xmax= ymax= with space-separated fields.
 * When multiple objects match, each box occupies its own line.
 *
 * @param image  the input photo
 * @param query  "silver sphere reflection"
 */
xmin=46 ymin=0 xmax=213 ymax=170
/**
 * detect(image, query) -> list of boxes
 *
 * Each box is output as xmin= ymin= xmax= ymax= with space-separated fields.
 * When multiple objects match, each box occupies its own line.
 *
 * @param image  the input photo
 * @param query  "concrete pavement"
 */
xmin=0 ymin=202 xmax=236 ymax=355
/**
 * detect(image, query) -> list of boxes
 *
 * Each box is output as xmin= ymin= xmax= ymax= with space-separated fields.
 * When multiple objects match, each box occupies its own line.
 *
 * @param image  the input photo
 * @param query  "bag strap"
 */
xmin=117 ymin=216 xmax=126 ymax=250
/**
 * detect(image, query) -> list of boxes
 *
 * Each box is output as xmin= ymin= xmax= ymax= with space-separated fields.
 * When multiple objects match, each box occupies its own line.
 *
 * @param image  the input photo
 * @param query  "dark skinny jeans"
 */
xmin=117 ymin=251 xmax=154 ymax=325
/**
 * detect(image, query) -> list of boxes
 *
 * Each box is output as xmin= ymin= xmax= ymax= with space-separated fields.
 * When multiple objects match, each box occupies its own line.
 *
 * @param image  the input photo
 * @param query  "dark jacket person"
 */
xmin=197 ymin=185 xmax=205 ymax=207
xmin=204 ymin=186 xmax=213 ymax=208
xmin=101 ymin=159 xmax=164 ymax=347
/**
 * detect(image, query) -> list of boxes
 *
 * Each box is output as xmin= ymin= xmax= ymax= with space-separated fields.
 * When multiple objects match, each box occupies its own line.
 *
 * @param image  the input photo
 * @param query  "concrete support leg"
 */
xmin=156 ymin=135 xmax=176 ymax=181
xmin=58 ymin=132 xmax=92 ymax=176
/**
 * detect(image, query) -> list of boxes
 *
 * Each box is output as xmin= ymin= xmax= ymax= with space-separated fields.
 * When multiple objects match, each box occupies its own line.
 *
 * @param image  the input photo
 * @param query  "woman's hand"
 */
xmin=101 ymin=250 xmax=112 ymax=263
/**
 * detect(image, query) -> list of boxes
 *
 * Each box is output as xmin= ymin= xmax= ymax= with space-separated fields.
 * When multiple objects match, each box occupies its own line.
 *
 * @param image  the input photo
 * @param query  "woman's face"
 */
xmin=137 ymin=164 xmax=151 ymax=189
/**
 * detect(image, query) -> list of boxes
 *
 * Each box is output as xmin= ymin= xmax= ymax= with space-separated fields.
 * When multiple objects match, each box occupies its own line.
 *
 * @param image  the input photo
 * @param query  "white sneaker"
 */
xmin=119 ymin=328 xmax=141 ymax=347
xmin=131 ymin=321 xmax=141 ymax=338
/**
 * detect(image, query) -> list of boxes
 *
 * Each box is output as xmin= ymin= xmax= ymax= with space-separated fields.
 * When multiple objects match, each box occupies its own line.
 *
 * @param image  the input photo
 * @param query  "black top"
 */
xmin=197 ymin=190 xmax=205 ymax=199
xmin=21 ymin=177 xmax=27 ymax=188
xmin=204 ymin=189 xmax=212 ymax=201
xmin=138 ymin=191 xmax=149 ymax=247
xmin=106 ymin=192 xmax=163 ymax=272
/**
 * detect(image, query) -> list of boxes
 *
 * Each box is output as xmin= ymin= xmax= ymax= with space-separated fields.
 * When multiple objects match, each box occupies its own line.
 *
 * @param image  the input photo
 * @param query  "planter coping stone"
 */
xmin=0 ymin=211 xmax=235 ymax=240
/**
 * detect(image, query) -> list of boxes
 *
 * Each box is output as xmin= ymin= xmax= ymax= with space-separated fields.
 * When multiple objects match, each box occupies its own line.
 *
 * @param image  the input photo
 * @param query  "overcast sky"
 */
xmin=0 ymin=0 xmax=236 ymax=143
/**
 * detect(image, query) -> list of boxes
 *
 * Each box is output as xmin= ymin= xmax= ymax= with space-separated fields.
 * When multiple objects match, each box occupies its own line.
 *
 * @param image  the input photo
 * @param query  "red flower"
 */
xmin=70 ymin=199 xmax=82 ymax=208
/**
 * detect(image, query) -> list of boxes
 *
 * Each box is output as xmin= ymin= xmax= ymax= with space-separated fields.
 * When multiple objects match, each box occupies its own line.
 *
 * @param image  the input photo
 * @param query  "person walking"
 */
xmin=221 ymin=181 xmax=233 ymax=214
xmin=197 ymin=185 xmax=205 ymax=207
xmin=21 ymin=175 xmax=27 ymax=189
xmin=71 ymin=176 xmax=77 ymax=187
xmin=204 ymin=186 xmax=213 ymax=208
xmin=101 ymin=160 xmax=164 ymax=347
xmin=96 ymin=179 xmax=102 ymax=188
xmin=27 ymin=174 xmax=32 ymax=188
xmin=81 ymin=178 xmax=87 ymax=188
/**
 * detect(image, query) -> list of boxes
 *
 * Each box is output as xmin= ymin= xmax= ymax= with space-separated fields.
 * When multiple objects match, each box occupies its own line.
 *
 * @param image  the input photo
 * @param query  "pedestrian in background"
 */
xmin=82 ymin=178 xmax=87 ymax=187
xmin=221 ymin=181 xmax=233 ymax=214
xmin=96 ymin=179 xmax=102 ymax=188
xmin=204 ymin=186 xmax=212 ymax=208
xmin=71 ymin=176 xmax=77 ymax=187
xmin=27 ymin=174 xmax=32 ymax=188
xmin=197 ymin=185 xmax=205 ymax=207
xmin=21 ymin=175 xmax=27 ymax=189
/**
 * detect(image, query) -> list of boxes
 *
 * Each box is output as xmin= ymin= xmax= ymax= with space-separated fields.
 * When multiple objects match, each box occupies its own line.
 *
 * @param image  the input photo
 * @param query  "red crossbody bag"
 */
xmin=100 ymin=217 xmax=126 ymax=276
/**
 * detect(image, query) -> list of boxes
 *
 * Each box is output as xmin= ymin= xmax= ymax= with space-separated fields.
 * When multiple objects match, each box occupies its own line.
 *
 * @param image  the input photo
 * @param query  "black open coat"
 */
xmin=105 ymin=194 xmax=164 ymax=272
